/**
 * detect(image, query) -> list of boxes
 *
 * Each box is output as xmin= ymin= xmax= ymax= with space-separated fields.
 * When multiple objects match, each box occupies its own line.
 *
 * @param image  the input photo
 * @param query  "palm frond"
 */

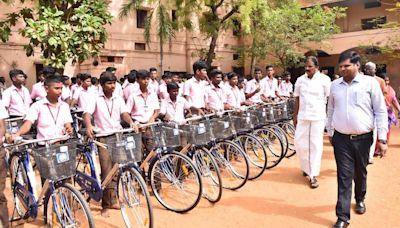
xmin=118 ymin=0 xmax=145 ymax=19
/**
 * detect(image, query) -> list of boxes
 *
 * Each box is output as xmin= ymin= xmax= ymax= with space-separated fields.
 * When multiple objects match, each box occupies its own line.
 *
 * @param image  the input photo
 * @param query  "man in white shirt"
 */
xmin=245 ymin=67 xmax=263 ymax=103
xmin=183 ymin=61 xmax=209 ymax=115
xmin=293 ymin=56 xmax=331 ymax=189
xmin=327 ymin=51 xmax=387 ymax=228
xmin=2 ymin=69 xmax=32 ymax=118
xmin=261 ymin=65 xmax=279 ymax=101
xmin=278 ymin=72 xmax=293 ymax=97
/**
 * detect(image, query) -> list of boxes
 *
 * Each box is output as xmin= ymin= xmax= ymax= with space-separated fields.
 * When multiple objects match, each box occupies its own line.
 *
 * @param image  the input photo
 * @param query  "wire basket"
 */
xmin=6 ymin=119 xmax=24 ymax=134
xmin=286 ymin=98 xmax=295 ymax=117
xmin=273 ymin=103 xmax=288 ymax=121
xmin=210 ymin=116 xmax=234 ymax=139
xmin=250 ymin=106 xmax=275 ymax=124
xmin=180 ymin=121 xmax=212 ymax=145
xmin=231 ymin=112 xmax=258 ymax=132
xmin=151 ymin=124 xmax=181 ymax=148
xmin=32 ymin=141 xmax=77 ymax=182
xmin=105 ymin=133 xmax=143 ymax=164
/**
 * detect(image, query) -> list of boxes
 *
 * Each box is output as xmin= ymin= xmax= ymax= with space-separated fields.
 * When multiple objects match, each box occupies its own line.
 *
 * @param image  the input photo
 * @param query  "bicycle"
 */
xmin=6 ymin=135 xmax=94 ymax=227
xmin=139 ymin=122 xmax=203 ymax=213
xmin=74 ymin=128 xmax=154 ymax=228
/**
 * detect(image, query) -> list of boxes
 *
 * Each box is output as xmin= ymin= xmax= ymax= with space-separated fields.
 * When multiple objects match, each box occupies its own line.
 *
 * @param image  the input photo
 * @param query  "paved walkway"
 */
xmin=7 ymin=128 xmax=400 ymax=227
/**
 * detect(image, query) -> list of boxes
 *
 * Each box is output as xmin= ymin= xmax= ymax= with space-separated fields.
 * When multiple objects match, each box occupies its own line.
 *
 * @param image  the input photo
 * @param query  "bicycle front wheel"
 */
xmin=254 ymin=128 xmax=285 ymax=169
xmin=117 ymin=167 xmax=154 ymax=228
xmin=149 ymin=151 xmax=202 ymax=213
xmin=211 ymin=140 xmax=250 ymax=190
xmin=191 ymin=147 xmax=222 ymax=203
xmin=44 ymin=182 xmax=94 ymax=228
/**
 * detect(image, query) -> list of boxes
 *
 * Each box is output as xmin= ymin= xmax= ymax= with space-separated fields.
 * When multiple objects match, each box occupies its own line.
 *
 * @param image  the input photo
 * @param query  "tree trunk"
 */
xmin=160 ymin=36 xmax=164 ymax=76
xmin=250 ymin=53 xmax=257 ymax=78
xmin=206 ymin=34 xmax=219 ymax=68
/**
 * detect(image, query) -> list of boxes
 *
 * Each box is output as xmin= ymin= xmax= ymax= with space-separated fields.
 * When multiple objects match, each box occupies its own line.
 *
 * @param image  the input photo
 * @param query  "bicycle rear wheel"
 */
xmin=211 ymin=140 xmax=249 ymax=190
xmin=44 ymin=182 xmax=94 ymax=228
xmin=280 ymin=122 xmax=296 ymax=158
xmin=191 ymin=147 xmax=222 ymax=203
xmin=235 ymin=134 xmax=267 ymax=180
xmin=117 ymin=167 xmax=154 ymax=228
xmin=149 ymin=151 xmax=202 ymax=213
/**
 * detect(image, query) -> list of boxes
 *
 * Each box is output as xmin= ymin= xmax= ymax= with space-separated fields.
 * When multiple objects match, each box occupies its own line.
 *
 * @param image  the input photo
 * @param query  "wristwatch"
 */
xmin=378 ymin=139 xmax=387 ymax=145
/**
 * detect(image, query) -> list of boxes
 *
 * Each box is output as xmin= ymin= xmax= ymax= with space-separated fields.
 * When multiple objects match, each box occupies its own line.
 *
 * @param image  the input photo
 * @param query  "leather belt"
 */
xmin=334 ymin=130 xmax=372 ymax=141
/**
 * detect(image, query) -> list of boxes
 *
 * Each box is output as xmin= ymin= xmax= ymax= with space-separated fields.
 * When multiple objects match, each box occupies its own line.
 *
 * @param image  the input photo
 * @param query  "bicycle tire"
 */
xmin=280 ymin=122 xmax=296 ymax=158
xmin=149 ymin=151 xmax=202 ymax=213
xmin=190 ymin=147 xmax=223 ymax=203
xmin=235 ymin=133 xmax=267 ymax=180
xmin=44 ymin=182 xmax=95 ymax=228
xmin=211 ymin=140 xmax=250 ymax=190
xmin=254 ymin=128 xmax=285 ymax=169
xmin=117 ymin=167 xmax=154 ymax=228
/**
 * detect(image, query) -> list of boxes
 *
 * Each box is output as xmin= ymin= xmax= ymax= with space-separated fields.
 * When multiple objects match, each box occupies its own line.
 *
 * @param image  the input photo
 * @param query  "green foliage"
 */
xmin=239 ymin=1 xmax=346 ymax=70
xmin=0 ymin=0 xmax=112 ymax=68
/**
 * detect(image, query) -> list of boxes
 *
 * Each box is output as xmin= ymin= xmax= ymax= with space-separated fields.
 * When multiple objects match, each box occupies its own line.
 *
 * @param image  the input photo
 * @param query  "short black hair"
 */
xmin=338 ymin=51 xmax=361 ymax=64
xmin=71 ymin=77 xmax=77 ymax=84
xmin=9 ymin=69 xmax=25 ymax=79
xmin=149 ymin=67 xmax=157 ymax=73
xmin=99 ymin=71 xmax=117 ymax=85
xmin=127 ymin=71 xmax=136 ymax=83
xmin=167 ymin=82 xmax=180 ymax=92
xmin=238 ymin=77 xmax=245 ymax=83
xmin=254 ymin=67 xmax=262 ymax=73
xmin=62 ymin=75 xmax=70 ymax=83
xmin=227 ymin=72 xmax=238 ymax=80
xmin=282 ymin=71 xmax=291 ymax=77
xmin=106 ymin=66 xmax=117 ymax=72
xmin=162 ymin=72 xmax=172 ymax=79
xmin=209 ymin=69 xmax=223 ymax=78
xmin=265 ymin=65 xmax=274 ymax=70
xmin=91 ymin=77 xmax=98 ymax=85
xmin=44 ymin=74 xmax=63 ymax=86
xmin=42 ymin=67 xmax=56 ymax=78
xmin=136 ymin=69 xmax=150 ymax=80
xmin=305 ymin=56 xmax=319 ymax=67
xmin=192 ymin=60 xmax=208 ymax=74
xmin=79 ymin=73 xmax=91 ymax=81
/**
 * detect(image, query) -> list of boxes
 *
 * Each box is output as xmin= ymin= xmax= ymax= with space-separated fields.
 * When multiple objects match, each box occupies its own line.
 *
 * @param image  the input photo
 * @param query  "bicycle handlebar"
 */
xmin=5 ymin=116 xmax=25 ymax=122
xmin=4 ymin=134 xmax=70 ymax=148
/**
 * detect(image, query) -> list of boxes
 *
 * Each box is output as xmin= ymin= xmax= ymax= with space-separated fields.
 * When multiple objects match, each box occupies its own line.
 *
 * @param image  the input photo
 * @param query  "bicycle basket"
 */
xmin=33 ymin=141 xmax=77 ymax=182
xmin=6 ymin=119 xmax=24 ymax=134
xmin=105 ymin=133 xmax=143 ymax=164
xmin=151 ymin=124 xmax=181 ymax=148
xmin=180 ymin=121 xmax=212 ymax=145
xmin=210 ymin=116 xmax=234 ymax=139
xmin=250 ymin=106 xmax=275 ymax=124
xmin=231 ymin=112 xmax=257 ymax=132
xmin=273 ymin=103 xmax=288 ymax=121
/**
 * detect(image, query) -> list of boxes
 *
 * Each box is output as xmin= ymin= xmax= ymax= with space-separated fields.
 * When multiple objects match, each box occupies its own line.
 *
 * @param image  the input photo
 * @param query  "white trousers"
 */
xmin=369 ymin=127 xmax=377 ymax=159
xmin=294 ymin=119 xmax=325 ymax=177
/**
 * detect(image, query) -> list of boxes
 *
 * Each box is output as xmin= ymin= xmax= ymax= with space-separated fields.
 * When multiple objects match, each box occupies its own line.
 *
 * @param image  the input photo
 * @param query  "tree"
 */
xmin=119 ymin=0 xmax=176 ymax=74
xmin=239 ymin=2 xmax=346 ymax=71
xmin=0 ymin=0 xmax=112 ymax=68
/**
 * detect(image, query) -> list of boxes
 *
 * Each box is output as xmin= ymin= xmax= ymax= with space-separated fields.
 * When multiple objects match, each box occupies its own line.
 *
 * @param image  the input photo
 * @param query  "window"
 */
xmin=137 ymin=10 xmax=148 ymax=28
xmin=100 ymin=56 xmax=124 ymax=63
xmin=232 ymin=19 xmax=241 ymax=36
xmin=365 ymin=1 xmax=381 ymax=9
xmin=233 ymin=53 xmax=240 ymax=60
xmin=361 ymin=16 xmax=386 ymax=30
xmin=35 ymin=64 xmax=43 ymax=82
xmin=172 ymin=10 xmax=177 ymax=22
xmin=107 ymin=56 xmax=115 ymax=62
xmin=135 ymin=43 xmax=146 ymax=51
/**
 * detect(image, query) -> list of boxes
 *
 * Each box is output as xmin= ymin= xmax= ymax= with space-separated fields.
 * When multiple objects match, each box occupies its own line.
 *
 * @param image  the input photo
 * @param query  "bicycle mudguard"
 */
xmin=74 ymin=172 xmax=102 ymax=202
xmin=13 ymin=182 xmax=38 ymax=219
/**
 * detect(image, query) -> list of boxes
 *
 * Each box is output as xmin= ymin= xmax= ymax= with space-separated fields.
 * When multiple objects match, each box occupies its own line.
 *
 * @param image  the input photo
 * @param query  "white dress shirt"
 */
xmin=245 ymin=79 xmax=262 ymax=103
xmin=278 ymin=81 xmax=293 ymax=97
xmin=326 ymin=74 xmax=388 ymax=140
xmin=261 ymin=77 xmax=278 ymax=98
xmin=294 ymin=71 xmax=331 ymax=121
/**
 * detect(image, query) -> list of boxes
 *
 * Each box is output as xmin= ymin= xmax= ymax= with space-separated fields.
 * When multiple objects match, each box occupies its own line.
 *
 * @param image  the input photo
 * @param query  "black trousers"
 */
xmin=332 ymin=131 xmax=373 ymax=222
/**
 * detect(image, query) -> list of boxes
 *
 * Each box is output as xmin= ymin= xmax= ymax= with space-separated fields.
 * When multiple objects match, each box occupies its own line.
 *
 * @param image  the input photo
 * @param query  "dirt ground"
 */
xmin=6 ymin=127 xmax=400 ymax=228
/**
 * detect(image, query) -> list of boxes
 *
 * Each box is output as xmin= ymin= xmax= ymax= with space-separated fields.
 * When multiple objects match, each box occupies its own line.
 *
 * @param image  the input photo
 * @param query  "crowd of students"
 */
xmin=0 ymin=60 xmax=294 ymax=226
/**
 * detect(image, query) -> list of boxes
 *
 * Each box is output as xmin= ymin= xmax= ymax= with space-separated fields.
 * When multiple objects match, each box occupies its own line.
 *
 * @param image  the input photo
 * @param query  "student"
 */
xmin=31 ymin=67 xmax=56 ymax=101
xmin=206 ymin=69 xmax=230 ymax=111
xmin=160 ymin=82 xmax=192 ymax=123
xmin=0 ymin=76 xmax=6 ymax=99
xmin=0 ymin=102 xmax=9 ymax=228
xmin=159 ymin=73 xmax=173 ymax=100
xmin=11 ymin=75 xmax=73 ymax=141
xmin=126 ymin=69 xmax=160 ymax=153
xmin=245 ymin=67 xmax=263 ymax=103
xmin=123 ymin=71 xmax=139 ymax=101
xmin=90 ymin=77 xmax=100 ymax=95
xmin=105 ymin=66 xmax=123 ymax=97
xmin=61 ymin=75 xmax=72 ymax=105
xmin=83 ymin=71 xmax=136 ymax=217
xmin=2 ymin=69 xmax=32 ymax=118
xmin=148 ymin=67 xmax=159 ymax=95
xmin=183 ymin=60 xmax=209 ymax=115
xmin=225 ymin=72 xmax=251 ymax=108
xmin=278 ymin=71 xmax=294 ymax=97
xmin=261 ymin=65 xmax=279 ymax=101
xmin=71 ymin=73 xmax=93 ymax=109
xmin=71 ymin=74 xmax=82 ymax=98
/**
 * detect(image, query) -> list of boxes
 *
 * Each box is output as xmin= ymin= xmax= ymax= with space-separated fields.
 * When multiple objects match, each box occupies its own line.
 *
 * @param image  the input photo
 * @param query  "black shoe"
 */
xmin=310 ymin=177 xmax=319 ymax=188
xmin=333 ymin=220 xmax=349 ymax=228
xmin=302 ymin=171 xmax=308 ymax=177
xmin=355 ymin=201 xmax=366 ymax=214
